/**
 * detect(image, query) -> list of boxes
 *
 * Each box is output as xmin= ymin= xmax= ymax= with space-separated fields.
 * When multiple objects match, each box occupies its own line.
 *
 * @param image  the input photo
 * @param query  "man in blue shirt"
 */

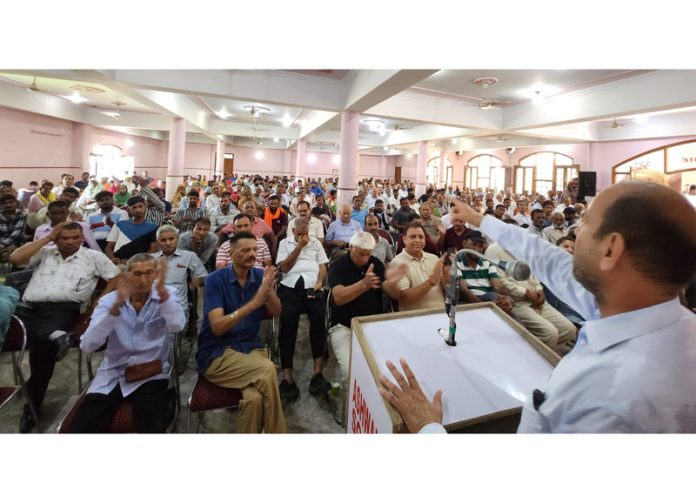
xmin=196 ymin=231 xmax=285 ymax=433
xmin=379 ymin=181 xmax=696 ymax=433
xmin=69 ymin=254 xmax=186 ymax=433
xmin=350 ymin=195 xmax=369 ymax=228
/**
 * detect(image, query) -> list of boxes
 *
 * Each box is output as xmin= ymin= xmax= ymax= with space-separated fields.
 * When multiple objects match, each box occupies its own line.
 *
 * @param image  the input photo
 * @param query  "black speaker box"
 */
xmin=578 ymin=171 xmax=597 ymax=198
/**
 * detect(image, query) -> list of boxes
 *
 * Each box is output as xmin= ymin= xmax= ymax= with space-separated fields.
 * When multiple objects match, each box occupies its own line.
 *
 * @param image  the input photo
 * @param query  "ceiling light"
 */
xmin=451 ymin=139 xmax=458 ymax=144
xmin=217 ymin=109 xmax=233 ymax=119
xmin=273 ymin=137 xmax=279 ymax=143
xmin=532 ymin=90 xmax=544 ymax=105
xmin=634 ymin=115 xmax=648 ymax=124
xmin=100 ymin=111 xmax=121 ymax=119
xmin=362 ymin=119 xmax=385 ymax=132
xmin=281 ymin=114 xmax=293 ymax=127
xmin=254 ymin=151 xmax=264 ymax=160
xmin=383 ymin=146 xmax=389 ymax=152
xmin=62 ymin=92 xmax=87 ymax=104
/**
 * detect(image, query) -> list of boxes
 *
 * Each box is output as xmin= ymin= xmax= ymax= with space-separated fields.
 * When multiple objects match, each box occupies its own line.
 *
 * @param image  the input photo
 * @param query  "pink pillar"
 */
xmin=416 ymin=140 xmax=428 ymax=195
xmin=215 ymin=140 xmax=225 ymax=180
xmin=71 ymin=124 xmax=93 ymax=176
xmin=439 ymin=150 xmax=447 ymax=188
xmin=166 ymin=118 xmax=186 ymax=200
xmin=380 ymin=155 xmax=388 ymax=179
xmin=283 ymin=149 xmax=292 ymax=175
xmin=338 ymin=111 xmax=359 ymax=207
xmin=296 ymin=140 xmax=306 ymax=180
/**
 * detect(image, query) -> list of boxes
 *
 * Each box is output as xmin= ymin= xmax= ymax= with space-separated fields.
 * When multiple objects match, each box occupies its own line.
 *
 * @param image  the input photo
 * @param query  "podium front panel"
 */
xmin=347 ymin=303 xmax=559 ymax=433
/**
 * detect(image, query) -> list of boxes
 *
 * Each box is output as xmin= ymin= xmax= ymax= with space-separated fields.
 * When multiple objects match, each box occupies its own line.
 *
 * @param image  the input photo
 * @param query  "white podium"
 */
xmin=346 ymin=302 xmax=560 ymax=433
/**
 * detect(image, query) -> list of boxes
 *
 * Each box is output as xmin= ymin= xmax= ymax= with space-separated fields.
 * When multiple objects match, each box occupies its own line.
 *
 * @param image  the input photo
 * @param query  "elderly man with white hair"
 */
xmin=542 ymin=212 xmax=568 ymax=244
xmin=327 ymin=231 xmax=407 ymax=388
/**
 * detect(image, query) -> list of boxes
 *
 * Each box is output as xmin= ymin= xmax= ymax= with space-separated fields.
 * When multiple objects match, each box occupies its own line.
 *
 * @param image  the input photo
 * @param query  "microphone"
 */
xmin=460 ymin=248 xmax=531 ymax=281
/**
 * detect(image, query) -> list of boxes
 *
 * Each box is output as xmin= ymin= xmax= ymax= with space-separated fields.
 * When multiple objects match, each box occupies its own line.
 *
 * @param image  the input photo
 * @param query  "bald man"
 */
xmin=379 ymin=181 xmax=696 ymax=433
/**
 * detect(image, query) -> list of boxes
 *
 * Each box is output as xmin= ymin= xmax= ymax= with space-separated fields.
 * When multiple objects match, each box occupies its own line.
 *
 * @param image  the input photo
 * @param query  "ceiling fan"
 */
xmin=26 ymin=76 xmax=43 ymax=93
xmin=473 ymin=77 xmax=512 ymax=109
xmin=611 ymin=117 xmax=623 ymax=129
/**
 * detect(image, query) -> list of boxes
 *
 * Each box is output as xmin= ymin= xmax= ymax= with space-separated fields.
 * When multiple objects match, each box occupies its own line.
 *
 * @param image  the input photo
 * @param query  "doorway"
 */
xmin=394 ymin=166 xmax=401 ymax=182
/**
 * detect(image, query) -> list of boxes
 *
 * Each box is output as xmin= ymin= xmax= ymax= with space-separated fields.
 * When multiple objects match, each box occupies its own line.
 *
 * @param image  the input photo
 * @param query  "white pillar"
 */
xmin=215 ymin=140 xmax=225 ymax=180
xmin=338 ymin=111 xmax=359 ymax=207
xmin=296 ymin=140 xmax=306 ymax=180
xmin=166 ymin=118 xmax=186 ymax=200
xmin=416 ymin=140 xmax=428 ymax=196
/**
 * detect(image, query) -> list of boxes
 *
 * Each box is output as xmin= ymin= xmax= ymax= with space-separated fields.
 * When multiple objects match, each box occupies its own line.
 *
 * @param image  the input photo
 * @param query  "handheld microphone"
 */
xmin=461 ymin=249 xmax=531 ymax=281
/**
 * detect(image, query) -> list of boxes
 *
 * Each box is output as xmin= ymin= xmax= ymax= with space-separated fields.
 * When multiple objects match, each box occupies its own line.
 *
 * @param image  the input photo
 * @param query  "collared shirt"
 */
xmin=152 ymin=249 xmax=208 ymax=309
xmin=276 ymin=235 xmax=329 ymax=289
xmin=391 ymin=207 xmax=417 ymax=229
xmin=513 ymin=213 xmax=532 ymax=227
xmin=480 ymin=215 xmax=696 ymax=433
xmin=209 ymin=206 xmax=240 ymax=229
xmin=390 ymin=250 xmax=444 ymax=311
xmin=542 ymin=225 xmax=567 ymax=244
xmin=174 ymin=206 xmax=207 ymax=233
xmin=87 ymin=207 xmax=130 ymax=241
xmin=326 ymin=219 xmax=362 ymax=243
xmin=456 ymin=255 xmax=501 ymax=297
xmin=24 ymin=246 xmax=119 ymax=304
xmin=34 ymin=222 xmax=101 ymax=251
xmin=215 ymin=237 xmax=270 ymax=268
xmin=80 ymin=286 xmax=186 ymax=396
xmin=197 ymin=266 xmax=267 ymax=372
xmin=0 ymin=210 xmax=27 ymax=247
xmin=205 ymin=193 xmax=221 ymax=212
xmin=528 ymin=225 xmax=544 ymax=237
xmin=351 ymin=208 xmax=369 ymax=227
xmin=222 ymin=217 xmax=272 ymax=239
xmin=421 ymin=216 xmax=442 ymax=243
xmin=372 ymin=235 xmax=394 ymax=264
xmin=177 ymin=231 xmax=218 ymax=263
xmin=287 ymin=216 xmax=325 ymax=241
xmin=485 ymin=242 xmax=543 ymax=304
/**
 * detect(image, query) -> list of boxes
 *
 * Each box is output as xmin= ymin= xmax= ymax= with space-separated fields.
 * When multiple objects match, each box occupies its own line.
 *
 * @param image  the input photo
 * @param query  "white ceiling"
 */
xmin=0 ymin=69 xmax=695 ymax=155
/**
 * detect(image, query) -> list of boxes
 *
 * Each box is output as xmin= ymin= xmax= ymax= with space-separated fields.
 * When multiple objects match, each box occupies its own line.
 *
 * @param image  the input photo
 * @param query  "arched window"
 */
xmin=427 ymin=156 xmax=453 ymax=187
xmin=466 ymin=154 xmax=505 ymax=191
xmin=612 ymin=140 xmax=696 ymax=191
xmin=516 ymin=152 xmax=578 ymax=196
xmin=90 ymin=144 xmax=135 ymax=181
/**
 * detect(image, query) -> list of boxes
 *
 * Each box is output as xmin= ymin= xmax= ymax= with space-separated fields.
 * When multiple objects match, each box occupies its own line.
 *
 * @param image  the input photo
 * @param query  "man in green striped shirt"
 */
xmin=456 ymin=231 xmax=514 ymax=314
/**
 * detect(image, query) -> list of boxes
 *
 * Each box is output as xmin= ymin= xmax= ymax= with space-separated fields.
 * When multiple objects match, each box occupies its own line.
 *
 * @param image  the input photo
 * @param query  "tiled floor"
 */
xmin=0 ymin=316 xmax=345 ymax=434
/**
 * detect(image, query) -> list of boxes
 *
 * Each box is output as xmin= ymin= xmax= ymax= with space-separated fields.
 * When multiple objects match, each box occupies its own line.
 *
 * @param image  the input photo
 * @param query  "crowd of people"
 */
xmin=0 ymin=171 xmax=695 ymax=433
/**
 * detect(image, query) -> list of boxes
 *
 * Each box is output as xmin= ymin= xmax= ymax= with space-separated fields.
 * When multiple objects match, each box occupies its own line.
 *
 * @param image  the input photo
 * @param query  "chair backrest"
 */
xmin=377 ymin=228 xmax=393 ymax=246
xmin=1 ymin=315 xmax=26 ymax=354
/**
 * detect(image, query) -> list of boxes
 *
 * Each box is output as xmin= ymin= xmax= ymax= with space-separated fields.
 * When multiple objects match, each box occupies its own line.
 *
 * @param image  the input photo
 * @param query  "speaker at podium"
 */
xmin=346 ymin=303 xmax=560 ymax=433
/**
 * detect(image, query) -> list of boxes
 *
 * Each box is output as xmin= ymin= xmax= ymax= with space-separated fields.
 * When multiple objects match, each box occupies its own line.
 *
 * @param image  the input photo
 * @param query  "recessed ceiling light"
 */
xmin=383 ymin=146 xmax=389 ymax=151
xmin=451 ymin=139 xmax=458 ymax=144
xmin=217 ymin=109 xmax=233 ymax=119
xmin=273 ymin=137 xmax=279 ymax=143
xmin=61 ymin=92 xmax=87 ymax=104
xmin=362 ymin=119 xmax=385 ymax=132
xmin=281 ymin=114 xmax=293 ymax=127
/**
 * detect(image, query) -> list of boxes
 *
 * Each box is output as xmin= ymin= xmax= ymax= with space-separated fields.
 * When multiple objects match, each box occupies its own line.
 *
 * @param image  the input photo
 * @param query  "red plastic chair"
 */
xmin=186 ymin=374 xmax=243 ymax=433
xmin=1 ymin=316 xmax=39 ymax=427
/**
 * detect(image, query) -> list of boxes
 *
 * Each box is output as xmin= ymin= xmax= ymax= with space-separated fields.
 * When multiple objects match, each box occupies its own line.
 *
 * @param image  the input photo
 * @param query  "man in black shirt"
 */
xmin=327 ymin=231 xmax=406 ymax=388
xmin=390 ymin=197 xmax=417 ymax=234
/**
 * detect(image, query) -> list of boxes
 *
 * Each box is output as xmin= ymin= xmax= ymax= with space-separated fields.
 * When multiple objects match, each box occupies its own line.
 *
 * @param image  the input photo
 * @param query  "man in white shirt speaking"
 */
xmin=379 ymin=181 xmax=696 ymax=433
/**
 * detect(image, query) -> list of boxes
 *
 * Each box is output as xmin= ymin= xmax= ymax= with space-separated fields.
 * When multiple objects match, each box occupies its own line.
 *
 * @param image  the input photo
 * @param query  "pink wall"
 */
xmin=2 ymin=105 xmax=695 ymax=191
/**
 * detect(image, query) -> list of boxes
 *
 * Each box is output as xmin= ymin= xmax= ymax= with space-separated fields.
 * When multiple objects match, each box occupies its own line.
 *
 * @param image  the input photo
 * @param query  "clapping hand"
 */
xmin=362 ymin=263 xmax=381 ymax=289
xmin=110 ymin=274 xmax=134 ymax=316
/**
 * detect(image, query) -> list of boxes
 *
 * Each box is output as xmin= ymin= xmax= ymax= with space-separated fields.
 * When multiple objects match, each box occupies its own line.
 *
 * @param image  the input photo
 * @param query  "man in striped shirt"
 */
xmin=215 ymin=214 xmax=272 ymax=270
xmin=456 ymin=231 xmax=514 ymax=315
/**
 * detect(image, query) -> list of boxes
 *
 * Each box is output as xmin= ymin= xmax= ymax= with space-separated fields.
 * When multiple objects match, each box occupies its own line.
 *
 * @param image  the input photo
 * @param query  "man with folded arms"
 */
xmin=69 ymin=254 xmax=186 ymax=433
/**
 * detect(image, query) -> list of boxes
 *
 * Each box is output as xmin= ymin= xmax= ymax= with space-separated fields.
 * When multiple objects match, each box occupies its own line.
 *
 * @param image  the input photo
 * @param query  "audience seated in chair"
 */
xmin=327 ymin=231 xmax=406 ymax=388
xmin=0 ymin=194 xmax=27 ymax=263
xmin=9 ymin=221 xmax=120 ymax=433
xmin=385 ymin=223 xmax=447 ymax=312
xmin=275 ymin=216 xmax=330 ymax=401
xmin=485 ymin=226 xmax=577 ymax=356
xmin=215 ymin=214 xmax=272 ymax=270
xmin=197 ymin=231 xmax=285 ymax=433
xmin=364 ymin=214 xmax=393 ymax=265
xmin=69 ymin=254 xmax=185 ymax=433
xmin=325 ymin=204 xmax=363 ymax=262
